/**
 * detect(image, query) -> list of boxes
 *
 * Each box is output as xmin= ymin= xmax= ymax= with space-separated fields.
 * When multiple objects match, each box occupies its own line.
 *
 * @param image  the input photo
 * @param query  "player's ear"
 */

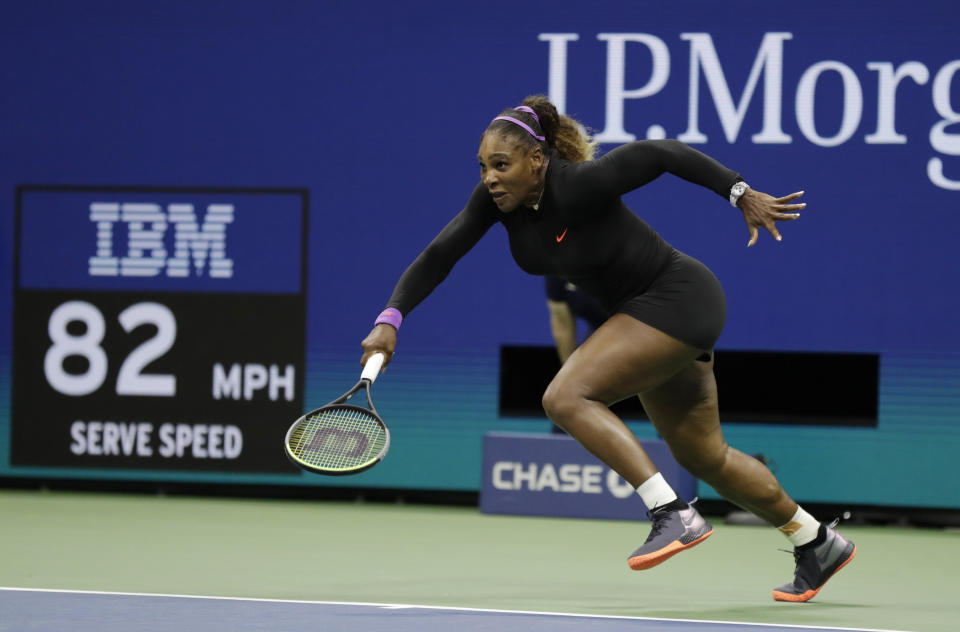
xmin=529 ymin=145 xmax=544 ymax=168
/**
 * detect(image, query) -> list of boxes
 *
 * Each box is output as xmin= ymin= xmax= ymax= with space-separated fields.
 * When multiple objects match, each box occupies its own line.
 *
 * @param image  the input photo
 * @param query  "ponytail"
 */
xmin=485 ymin=95 xmax=597 ymax=163
xmin=521 ymin=95 xmax=597 ymax=163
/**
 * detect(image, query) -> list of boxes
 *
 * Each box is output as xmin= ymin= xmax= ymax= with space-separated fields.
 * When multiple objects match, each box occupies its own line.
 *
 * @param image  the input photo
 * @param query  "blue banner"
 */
xmin=480 ymin=433 xmax=696 ymax=520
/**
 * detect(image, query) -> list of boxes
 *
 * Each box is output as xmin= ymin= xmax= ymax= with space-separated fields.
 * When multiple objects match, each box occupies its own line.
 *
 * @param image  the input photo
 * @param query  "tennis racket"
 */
xmin=284 ymin=352 xmax=390 ymax=475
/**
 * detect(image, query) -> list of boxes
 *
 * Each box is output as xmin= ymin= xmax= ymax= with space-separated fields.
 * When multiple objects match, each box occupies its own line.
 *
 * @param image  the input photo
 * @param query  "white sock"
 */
xmin=635 ymin=472 xmax=678 ymax=510
xmin=778 ymin=506 xmax=821 ymax=547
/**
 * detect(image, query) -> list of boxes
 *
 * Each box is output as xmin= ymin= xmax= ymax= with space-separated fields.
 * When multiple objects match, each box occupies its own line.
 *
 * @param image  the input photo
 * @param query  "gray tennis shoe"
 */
xmin=773 ymin=520 xmax=857 ymax=602
xmin=627 ymin=500 xmax=713 ymax=570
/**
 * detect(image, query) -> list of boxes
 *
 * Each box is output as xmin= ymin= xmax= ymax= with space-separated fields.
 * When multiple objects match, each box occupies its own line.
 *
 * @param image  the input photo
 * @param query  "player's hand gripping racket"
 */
xmin=284 ymin=353 xmax=389 ymax=475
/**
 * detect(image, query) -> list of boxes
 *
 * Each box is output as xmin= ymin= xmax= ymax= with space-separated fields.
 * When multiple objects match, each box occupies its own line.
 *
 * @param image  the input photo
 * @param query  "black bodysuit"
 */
xmin=385 ymin=139 xmax=741 ymax=352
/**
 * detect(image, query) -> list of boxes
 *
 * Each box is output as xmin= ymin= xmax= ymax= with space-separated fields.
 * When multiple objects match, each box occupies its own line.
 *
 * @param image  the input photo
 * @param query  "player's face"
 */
xmin=478 ymin=133 xmax=544 ymax=213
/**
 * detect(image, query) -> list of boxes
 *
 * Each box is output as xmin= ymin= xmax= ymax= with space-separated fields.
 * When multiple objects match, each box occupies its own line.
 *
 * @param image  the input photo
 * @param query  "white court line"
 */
xmin=0 ymin=586 xmax=910 ymax=632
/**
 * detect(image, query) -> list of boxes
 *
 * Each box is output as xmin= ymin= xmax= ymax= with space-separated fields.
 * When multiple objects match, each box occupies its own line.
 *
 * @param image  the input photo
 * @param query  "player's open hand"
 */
xmin=361 ymin=324 xmax=396 ymax=369
xmin=739 ymin=189 xmax=805 ymax=247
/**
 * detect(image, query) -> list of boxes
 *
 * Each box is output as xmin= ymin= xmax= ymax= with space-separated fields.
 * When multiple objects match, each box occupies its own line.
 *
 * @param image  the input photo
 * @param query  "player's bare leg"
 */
xmin=541 ymin=314 xmax=714 ymax=570
xmin=639 ymin=358 xmax=797 ymax=525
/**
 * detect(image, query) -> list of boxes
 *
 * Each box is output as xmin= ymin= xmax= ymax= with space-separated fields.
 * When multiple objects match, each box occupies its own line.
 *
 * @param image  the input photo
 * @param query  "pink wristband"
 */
xmin=375 ymin=308 xmax=403 ymax=330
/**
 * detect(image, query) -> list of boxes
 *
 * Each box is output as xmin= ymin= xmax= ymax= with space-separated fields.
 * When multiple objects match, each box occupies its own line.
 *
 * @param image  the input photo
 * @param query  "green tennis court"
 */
xmin=1 ymin=489 xmax=956 ymax=631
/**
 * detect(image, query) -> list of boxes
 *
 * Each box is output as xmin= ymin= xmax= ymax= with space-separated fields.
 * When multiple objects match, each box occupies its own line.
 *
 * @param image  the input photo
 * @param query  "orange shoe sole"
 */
xmin=627 ymin=528 xmax=714 ymax=571
xmin=772 ymin=544 xmax=857 ymax=602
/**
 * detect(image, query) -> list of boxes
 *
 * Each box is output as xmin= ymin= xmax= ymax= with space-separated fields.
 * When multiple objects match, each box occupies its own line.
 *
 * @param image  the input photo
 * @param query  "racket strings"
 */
xmin=288 ymin=406 xmax=387 ymax=471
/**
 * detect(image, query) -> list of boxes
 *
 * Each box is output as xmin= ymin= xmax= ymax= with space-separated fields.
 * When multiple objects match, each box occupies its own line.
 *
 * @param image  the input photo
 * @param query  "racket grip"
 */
xmin=361 ymin=352 xmax=385 ymax=383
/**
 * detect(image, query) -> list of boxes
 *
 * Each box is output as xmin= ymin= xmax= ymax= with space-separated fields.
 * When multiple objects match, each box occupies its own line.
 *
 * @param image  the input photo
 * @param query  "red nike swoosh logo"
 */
xmin=556 ymin=228 xmax=568 ymax=243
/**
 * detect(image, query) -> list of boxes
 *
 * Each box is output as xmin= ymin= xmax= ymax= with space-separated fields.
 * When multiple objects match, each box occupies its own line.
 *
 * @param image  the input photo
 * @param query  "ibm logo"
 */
xmin=89 ymin=202 xmax=234 ymax=278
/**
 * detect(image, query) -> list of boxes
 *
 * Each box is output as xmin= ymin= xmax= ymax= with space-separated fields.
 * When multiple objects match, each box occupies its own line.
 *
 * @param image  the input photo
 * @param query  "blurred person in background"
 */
xmin=545 ymin=275 xmax=606 ymax=435
xmin=545 ymin=275 xmax=607 ymax=365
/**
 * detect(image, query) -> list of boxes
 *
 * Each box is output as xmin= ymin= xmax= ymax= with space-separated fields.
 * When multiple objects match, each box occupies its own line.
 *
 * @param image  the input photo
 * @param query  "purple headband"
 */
xmin=514 ymin=105 xmax=540 ymax=125
xmin=492 ymin=106 xmax=545 ymax=142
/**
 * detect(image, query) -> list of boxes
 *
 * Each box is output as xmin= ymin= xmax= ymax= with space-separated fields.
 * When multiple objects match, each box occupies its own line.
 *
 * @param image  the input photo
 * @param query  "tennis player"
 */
xmin=361 ymin=96 xmax=855 ymax=602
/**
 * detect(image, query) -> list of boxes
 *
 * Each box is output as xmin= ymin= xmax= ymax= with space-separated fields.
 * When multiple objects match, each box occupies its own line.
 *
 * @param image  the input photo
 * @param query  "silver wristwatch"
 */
xmin=729 ymin=181 xmax=749 ymax=207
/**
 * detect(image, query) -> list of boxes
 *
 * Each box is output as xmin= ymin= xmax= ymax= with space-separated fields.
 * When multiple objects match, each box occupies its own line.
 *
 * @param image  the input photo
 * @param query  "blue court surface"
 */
xmin=0 ymin=589 xmax=908 ymax=632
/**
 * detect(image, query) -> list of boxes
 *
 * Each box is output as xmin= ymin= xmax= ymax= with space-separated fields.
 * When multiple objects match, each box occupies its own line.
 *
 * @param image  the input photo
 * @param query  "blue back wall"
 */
xmin=1 ymin=1 xmax=958 ymax=508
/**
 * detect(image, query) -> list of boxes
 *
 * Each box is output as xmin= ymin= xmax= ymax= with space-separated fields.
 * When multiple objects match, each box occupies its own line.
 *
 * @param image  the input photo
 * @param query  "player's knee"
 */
xmin=674 ymin=443 xmax=729 ymax=481
xmin=541 ymin=379 xmax=580 ymax=424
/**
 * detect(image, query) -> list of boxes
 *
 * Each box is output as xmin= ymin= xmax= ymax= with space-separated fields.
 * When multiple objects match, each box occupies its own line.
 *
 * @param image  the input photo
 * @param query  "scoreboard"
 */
xmin=11 ymin=186 xmax=307 ymax=474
